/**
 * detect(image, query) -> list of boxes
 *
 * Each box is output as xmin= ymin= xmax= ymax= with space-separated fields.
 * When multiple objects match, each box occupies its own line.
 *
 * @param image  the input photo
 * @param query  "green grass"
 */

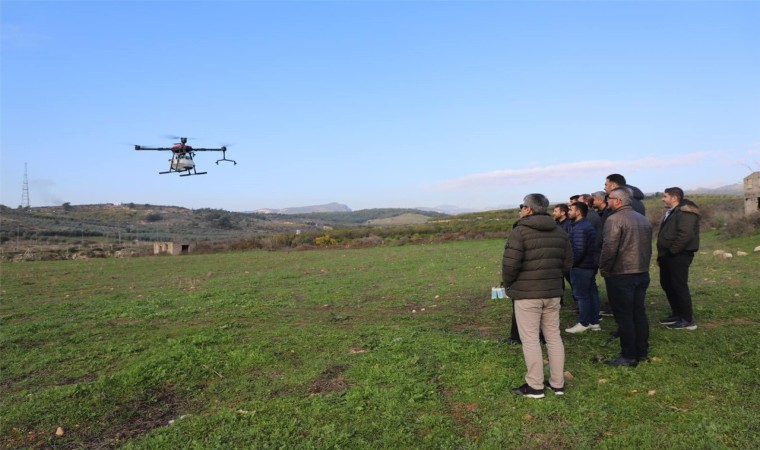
xmin=1 ymin=233 xmax=759 ymax=448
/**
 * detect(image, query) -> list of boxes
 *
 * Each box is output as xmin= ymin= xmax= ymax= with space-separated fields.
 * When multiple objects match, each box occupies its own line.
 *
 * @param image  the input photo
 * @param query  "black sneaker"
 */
xmin=667 ymin=319 xmax=697 ymax=330
xmin=499 ymin=338 xmax=522 ymax=345
xmin=604 ymin=356 xmax=638 ymax=367
xmin=637 ymin=355 xmax=649 ymax=362
xmin=511 ymin=383 xmax=545 ymax=399
xmin=659 ymin=315 xmax=680 ymax=325
xmin=544 ymin=381 xmax=564 ymax=396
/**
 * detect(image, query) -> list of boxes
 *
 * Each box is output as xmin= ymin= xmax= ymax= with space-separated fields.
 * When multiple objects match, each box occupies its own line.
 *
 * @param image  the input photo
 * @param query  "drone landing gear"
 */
xmin=216 ymin=149 xmax=237 ymax=165
xmin=180 ymin=170 xmax=207 ymax=177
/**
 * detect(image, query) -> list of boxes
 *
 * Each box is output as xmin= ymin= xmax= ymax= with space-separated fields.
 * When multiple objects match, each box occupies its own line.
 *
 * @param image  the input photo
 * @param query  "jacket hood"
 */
xmin=517 ymin=213 xmax=559 ymax=231
xmin=627 ymin=184 xmax=645 ymax=200
xmin=679 ymin=199 xmax=701 ymax=216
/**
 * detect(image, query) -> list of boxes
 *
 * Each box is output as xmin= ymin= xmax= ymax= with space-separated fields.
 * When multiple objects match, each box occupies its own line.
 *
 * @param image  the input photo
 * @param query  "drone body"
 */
xmin=134 ymin=137 xmax=236 ymax=176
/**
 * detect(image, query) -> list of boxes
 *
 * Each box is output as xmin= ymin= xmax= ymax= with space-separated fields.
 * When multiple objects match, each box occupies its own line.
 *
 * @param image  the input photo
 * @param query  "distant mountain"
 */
xmin=687 ymin=183 xmax=743 ymax=196
xmin=256 ymin=202 xmax=351 ymax=215
xmin=417 ymin=204 xmax=513 ymax=215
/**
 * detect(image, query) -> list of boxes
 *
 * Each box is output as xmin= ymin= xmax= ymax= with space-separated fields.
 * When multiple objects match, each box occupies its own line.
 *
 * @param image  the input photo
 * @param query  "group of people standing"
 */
xmin=502 ymin=174 xmax=701 ymax=399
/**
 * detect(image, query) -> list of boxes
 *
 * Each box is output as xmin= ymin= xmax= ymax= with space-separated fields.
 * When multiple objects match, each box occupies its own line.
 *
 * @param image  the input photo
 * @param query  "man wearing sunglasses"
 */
xmin=503 ymin=194 xmax=572 ymax=398
xmin=599 ymin=187 xmax=653 ymax=367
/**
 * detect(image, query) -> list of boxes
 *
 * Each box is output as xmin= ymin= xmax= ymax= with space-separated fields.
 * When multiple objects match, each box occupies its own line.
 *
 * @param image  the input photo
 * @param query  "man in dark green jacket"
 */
xmin=503 ymin=193 xmax=572 ymax=398
xmin=657 ymin=187 xmax=700 ymax=330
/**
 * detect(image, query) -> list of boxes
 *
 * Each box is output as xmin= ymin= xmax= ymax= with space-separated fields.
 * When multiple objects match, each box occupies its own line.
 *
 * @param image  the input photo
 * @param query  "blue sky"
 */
xmin=2 ymin=1 xmax=758 ymax=212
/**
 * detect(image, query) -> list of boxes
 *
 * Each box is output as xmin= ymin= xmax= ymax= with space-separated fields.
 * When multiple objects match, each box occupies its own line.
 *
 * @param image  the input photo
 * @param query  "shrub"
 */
xmin=721 ymin=212 xmax=760 ymax=239
xmin=315 ymin=234 xmax=337 ymax=247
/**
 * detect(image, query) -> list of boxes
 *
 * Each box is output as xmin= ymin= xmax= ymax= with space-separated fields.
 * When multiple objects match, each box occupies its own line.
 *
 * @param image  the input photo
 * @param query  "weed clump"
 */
xmin=720 ymin=211 xmax=760 ymax=239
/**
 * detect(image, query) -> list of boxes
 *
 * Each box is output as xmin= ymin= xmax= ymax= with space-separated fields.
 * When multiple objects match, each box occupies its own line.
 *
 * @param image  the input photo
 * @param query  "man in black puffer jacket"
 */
xmin=503 ymin=193 xmax=572 ymax=398
xmin=657 ymin=187 xmax=700 ymax=330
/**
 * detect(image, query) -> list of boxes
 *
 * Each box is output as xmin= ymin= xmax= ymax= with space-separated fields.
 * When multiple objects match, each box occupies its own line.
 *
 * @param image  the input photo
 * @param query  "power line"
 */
xmin=21 ymin=163 xmax=31 ymax=208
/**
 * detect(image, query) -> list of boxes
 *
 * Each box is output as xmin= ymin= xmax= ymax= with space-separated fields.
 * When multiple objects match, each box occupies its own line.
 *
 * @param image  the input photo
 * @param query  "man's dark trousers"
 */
xmin=605 ymin=273 xmax=650 ymax=359
xmin=659 ymin=252 xmax=694 ymax=322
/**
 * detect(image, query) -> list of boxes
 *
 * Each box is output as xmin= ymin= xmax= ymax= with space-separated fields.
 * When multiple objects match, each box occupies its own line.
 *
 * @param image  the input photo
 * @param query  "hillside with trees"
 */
xmin=1 ymin=194 xmax=755 ymax=261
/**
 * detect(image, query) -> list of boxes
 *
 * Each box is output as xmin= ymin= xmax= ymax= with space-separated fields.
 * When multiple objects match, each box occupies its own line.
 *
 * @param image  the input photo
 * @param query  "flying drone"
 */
xmin=134 ymin=136 xmax=236 ymax=176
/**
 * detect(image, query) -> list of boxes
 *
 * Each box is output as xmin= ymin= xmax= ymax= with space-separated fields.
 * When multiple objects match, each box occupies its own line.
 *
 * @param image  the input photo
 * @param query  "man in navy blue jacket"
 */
xmin=565 ymin=202 xmax=601 ymax=334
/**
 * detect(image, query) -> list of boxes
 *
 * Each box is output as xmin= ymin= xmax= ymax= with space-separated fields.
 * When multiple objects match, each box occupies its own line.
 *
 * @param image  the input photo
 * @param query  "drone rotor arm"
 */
xmin=188 ymin=147 xmax=224 ymax=152
xmin=135 ymin=146 xmax=173 ymax=151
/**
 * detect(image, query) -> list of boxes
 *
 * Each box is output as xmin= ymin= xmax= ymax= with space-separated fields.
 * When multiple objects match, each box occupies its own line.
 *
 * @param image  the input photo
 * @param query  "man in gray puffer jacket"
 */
xmin=503 ymin=193 xmax=572 ymax=398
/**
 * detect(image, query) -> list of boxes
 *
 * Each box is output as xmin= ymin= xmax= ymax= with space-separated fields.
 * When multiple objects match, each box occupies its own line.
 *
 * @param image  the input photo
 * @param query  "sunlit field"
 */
xmin=2 ymin=231 xmax=758 ymax=448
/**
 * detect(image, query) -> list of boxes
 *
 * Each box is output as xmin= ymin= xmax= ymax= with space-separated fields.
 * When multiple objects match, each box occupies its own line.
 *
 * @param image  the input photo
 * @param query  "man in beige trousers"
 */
xmin=502 ymin=193 xmax=572 ymax=398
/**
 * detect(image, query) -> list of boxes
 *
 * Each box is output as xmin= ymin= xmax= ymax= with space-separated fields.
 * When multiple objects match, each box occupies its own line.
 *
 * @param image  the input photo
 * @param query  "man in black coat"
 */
xmin=657 ymin=187 xmax=700 ymax=330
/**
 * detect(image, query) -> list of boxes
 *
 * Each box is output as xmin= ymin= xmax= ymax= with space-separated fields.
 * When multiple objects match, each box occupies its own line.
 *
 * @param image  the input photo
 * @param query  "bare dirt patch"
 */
xmin=81 ymin=388 xmax=186 ymax=449
xmin=308 ymin=364 xmax=349 ymax=395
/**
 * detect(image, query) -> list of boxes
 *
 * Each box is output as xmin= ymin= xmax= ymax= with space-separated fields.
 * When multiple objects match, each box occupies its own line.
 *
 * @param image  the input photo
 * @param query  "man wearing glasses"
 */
xmin=599 ymin=187 xmax=653 ymax=367
xmin=503 ymin=194 xmax=572 ymax=397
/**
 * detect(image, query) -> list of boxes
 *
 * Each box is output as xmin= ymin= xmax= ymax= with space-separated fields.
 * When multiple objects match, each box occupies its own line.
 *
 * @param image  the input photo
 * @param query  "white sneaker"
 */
xmin=565 ymin=323 xmax=589 ymax=334
xmin=588 ymin=324 xmax=601 ymax=331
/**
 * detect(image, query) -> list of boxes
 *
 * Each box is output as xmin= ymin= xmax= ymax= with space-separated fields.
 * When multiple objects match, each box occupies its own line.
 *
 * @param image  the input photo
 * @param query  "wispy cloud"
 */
xmin=430 ymin=152 xmax=710 ymax=191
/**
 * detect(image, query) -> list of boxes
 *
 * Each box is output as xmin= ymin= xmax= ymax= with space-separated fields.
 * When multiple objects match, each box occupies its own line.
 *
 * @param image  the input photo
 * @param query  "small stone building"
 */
xmin=744 ymin=172 xmax=760 ymax=215
xmin=153 ymin=241 xmax=193 ymax=255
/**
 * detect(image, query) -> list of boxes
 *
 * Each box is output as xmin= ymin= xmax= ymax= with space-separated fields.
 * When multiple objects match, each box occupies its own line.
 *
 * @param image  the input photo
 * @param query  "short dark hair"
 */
xmin=571 ymin=201 xmax=588 ymax=217
xmin=554 ymin=203 xmax=569 ymax=215
xmin=606 ymin=173 xmax=627 ymax=186
xmin=664 ymin=187 xmax=684 ymax=201
xmin=569 ymin=195 xmax=580 ymax=202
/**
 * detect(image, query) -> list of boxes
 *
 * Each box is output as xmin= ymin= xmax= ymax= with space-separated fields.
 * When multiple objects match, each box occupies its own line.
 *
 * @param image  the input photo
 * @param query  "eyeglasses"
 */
xmin=519 ymin=204 xmax=527 ymax=210
xmin=608 ymin=196 xmax=620 ymax=201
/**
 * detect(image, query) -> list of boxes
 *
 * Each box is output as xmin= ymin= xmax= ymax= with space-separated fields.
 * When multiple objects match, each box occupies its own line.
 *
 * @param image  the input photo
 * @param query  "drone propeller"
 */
xmin=163 ymin=135 xmax=200 ymax=141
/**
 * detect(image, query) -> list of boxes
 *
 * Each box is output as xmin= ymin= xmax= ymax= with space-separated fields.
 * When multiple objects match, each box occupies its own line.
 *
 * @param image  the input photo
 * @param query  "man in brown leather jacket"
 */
xmin=599 ymin=187 xmax=653 ymax=367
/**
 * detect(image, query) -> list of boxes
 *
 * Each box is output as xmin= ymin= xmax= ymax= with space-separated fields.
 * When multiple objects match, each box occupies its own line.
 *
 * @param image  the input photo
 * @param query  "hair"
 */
xmin=579 ymin=194 xmax=594 ymax=208
xmin=554 ymin=203 xmax=569 ymax=215
xmin=592 ymin=190 xmax=607 ymax=201
xmin=571 ymin=201 xmax=588 ymax=217
xmin=664 ymin=187 xmax=684 ymax=201
xmin=606 ymin=173 xmax=627 ymax=186
xmin=569 ymin=195 xmax=580 ymax=202
xmin=611 ymin=186 xmax=633 ymax=206
xmin=523 ymin=193 xmax=549 ymax=214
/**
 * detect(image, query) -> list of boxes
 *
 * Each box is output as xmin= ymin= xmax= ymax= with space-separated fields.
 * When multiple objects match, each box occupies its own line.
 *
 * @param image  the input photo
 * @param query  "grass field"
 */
xmin=1 ymin=231 xmax=758 ymax=449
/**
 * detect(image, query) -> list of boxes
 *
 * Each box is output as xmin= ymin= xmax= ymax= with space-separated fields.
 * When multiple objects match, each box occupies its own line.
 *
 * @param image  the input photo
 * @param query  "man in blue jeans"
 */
xmin=565 ymin=201 xmax=601 ymax=334
xmin=599 ymin=187 xmax=653 ymax=367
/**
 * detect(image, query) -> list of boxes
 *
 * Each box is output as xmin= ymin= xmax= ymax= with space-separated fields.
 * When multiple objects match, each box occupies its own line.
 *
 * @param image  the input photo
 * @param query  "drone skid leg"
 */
xmin=216 ymin=149 xmax=237 ymax=165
